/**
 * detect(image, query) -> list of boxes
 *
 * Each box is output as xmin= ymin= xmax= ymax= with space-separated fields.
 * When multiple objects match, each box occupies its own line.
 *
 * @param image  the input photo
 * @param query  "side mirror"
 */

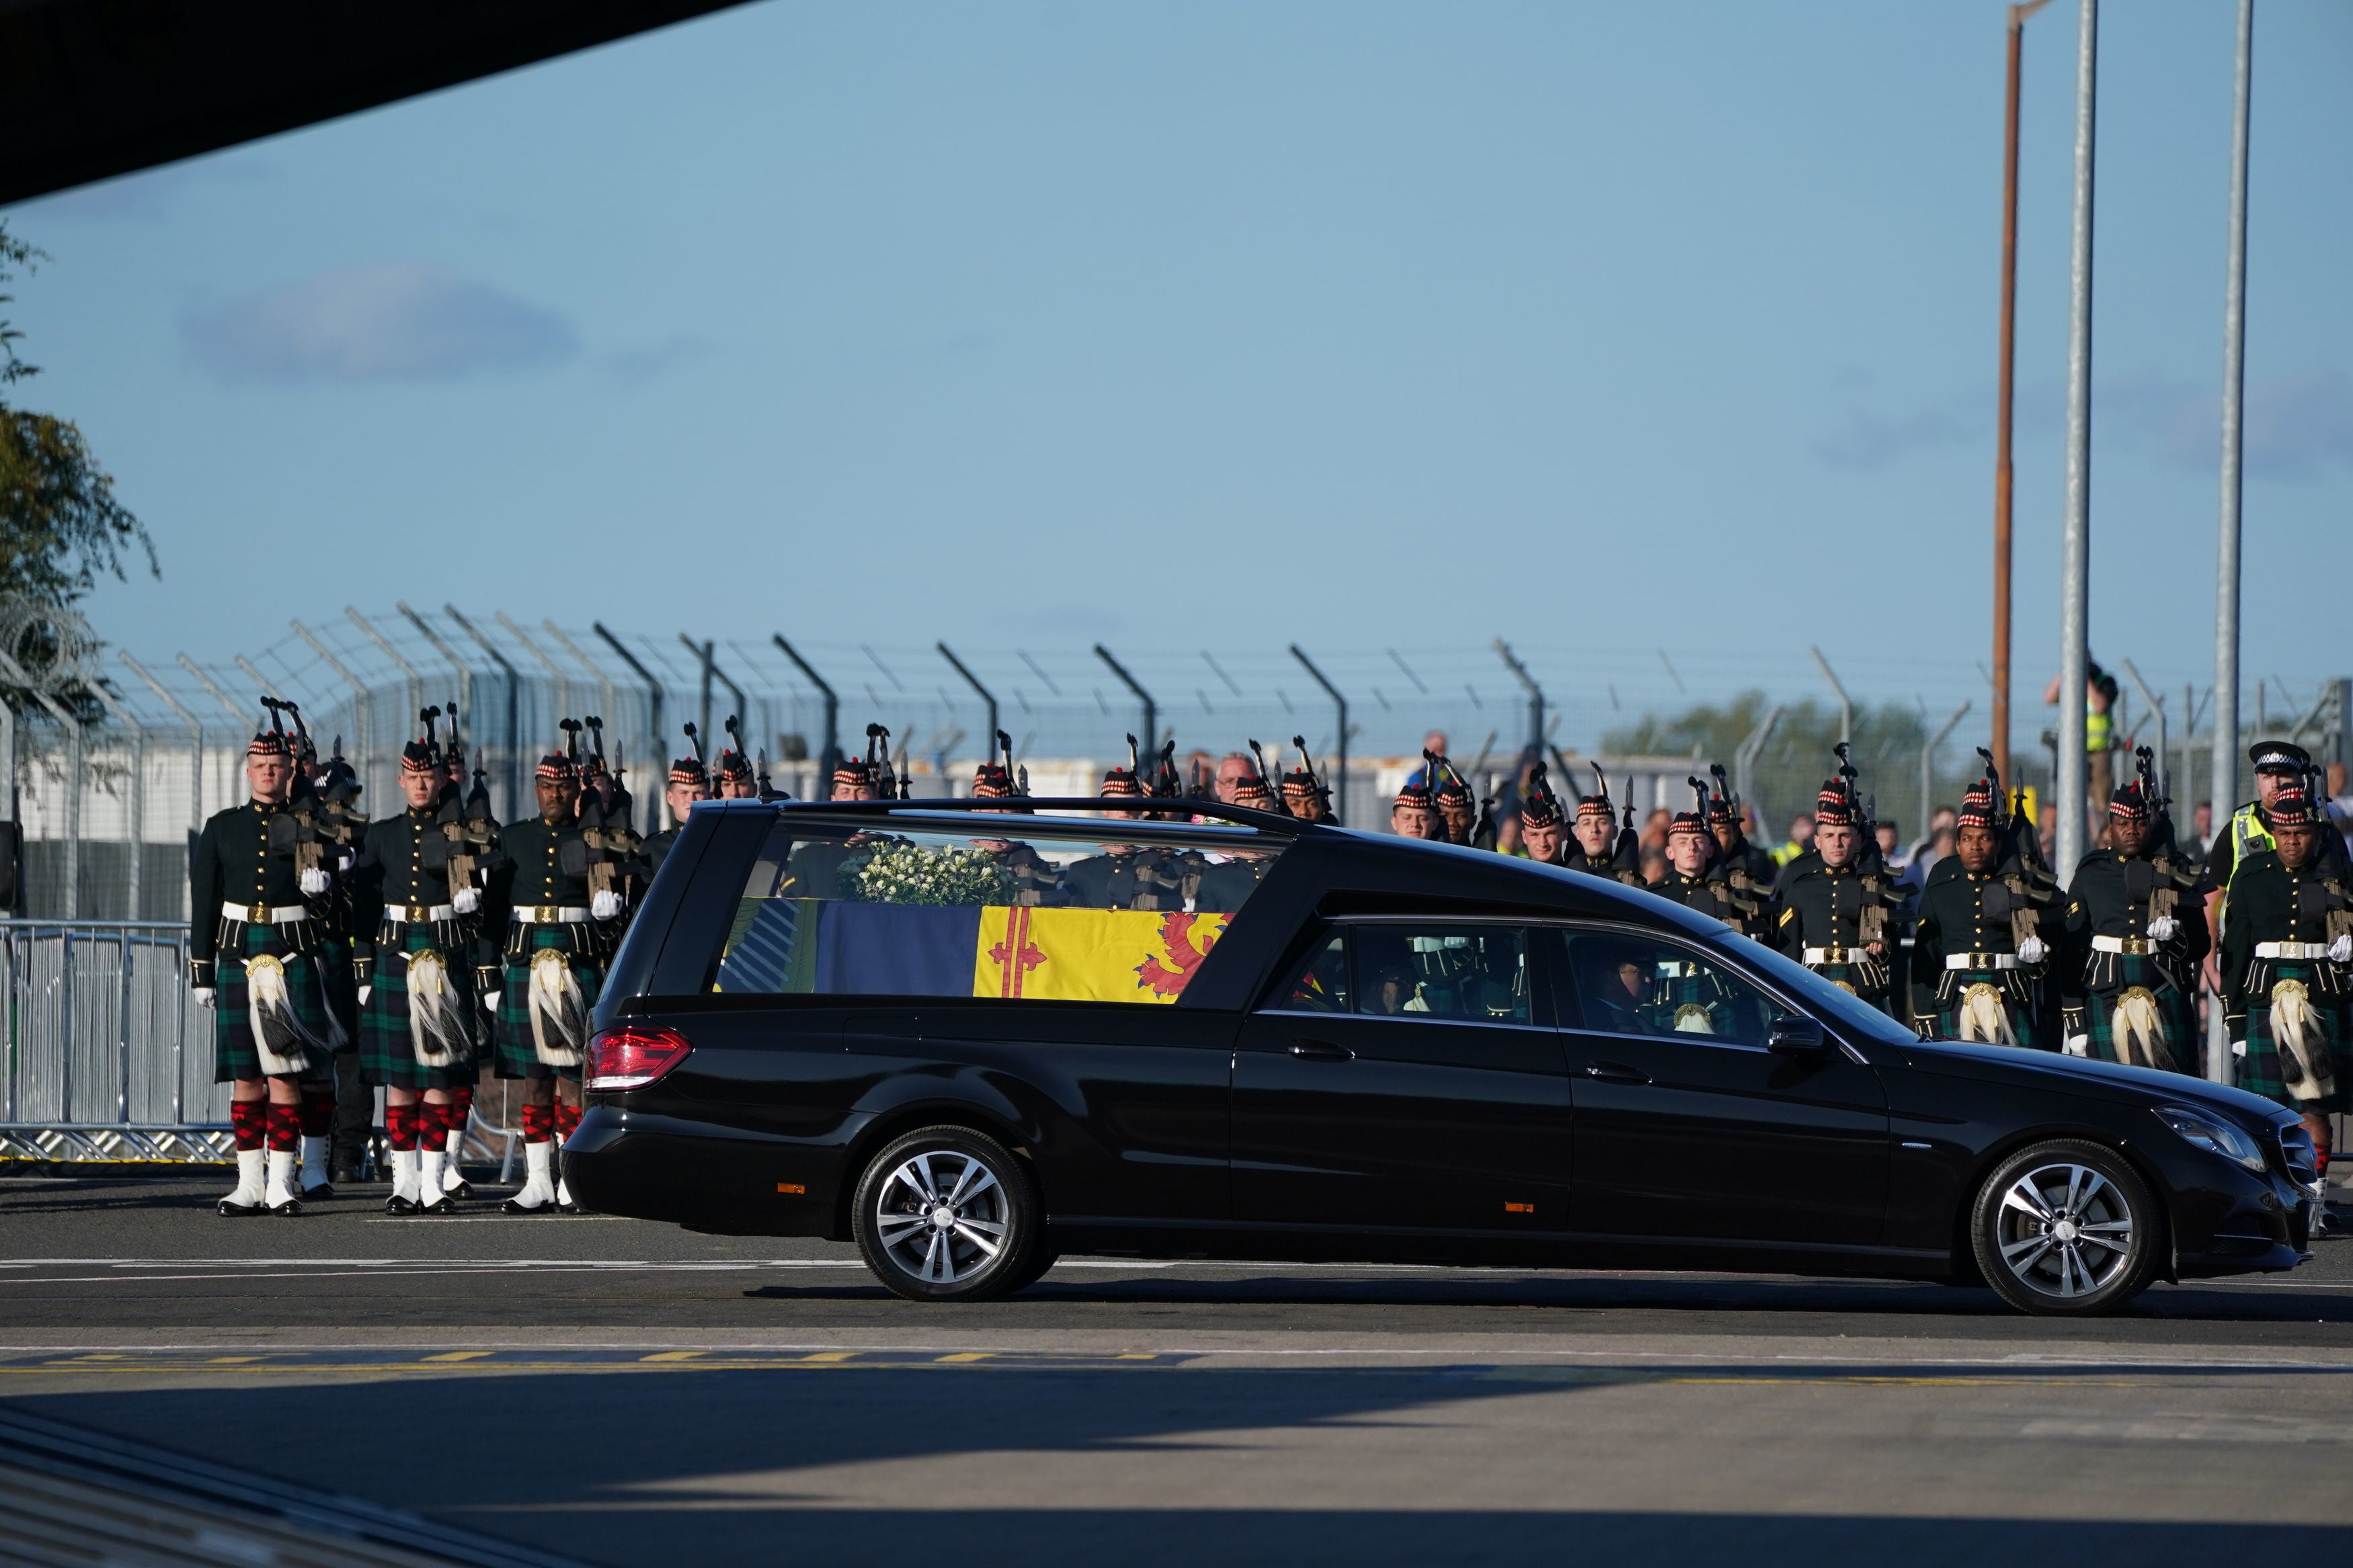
xmin=1767 ymin=1014 xmax=1827 ymax=1055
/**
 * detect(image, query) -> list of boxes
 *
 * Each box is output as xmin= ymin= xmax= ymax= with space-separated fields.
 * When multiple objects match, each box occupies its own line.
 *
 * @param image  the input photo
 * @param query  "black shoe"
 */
xmin=269 ymin=1198 xmax=304 ymax=1217
xmin=217 ymin=1198 xmax=262 ymax=1218
xmin=500 ymin=1195 xmax=554 ymax=1214
xmin=415 ymin=1194 xmax=452 ymax=1216
xmin=301 ymin=1183 xmax=335 ymax=1202
xmin=383 ymin=1195 xmax=420 ymax=1216
xmin=444 ymin=1180 xmax=474 ymax=1202
xmin=329 ymin=1162 xmax=362 ymax=1185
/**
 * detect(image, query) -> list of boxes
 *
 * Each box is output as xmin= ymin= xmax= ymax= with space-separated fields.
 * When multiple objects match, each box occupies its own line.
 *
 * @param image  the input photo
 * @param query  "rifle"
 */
xmin=866 ymin=723 xmax=896 ymax=800
xmin=1247 ymin=738 xmax=1276 ymax=796
xmin=1290 ymin=735 xmax=1334 ymax=823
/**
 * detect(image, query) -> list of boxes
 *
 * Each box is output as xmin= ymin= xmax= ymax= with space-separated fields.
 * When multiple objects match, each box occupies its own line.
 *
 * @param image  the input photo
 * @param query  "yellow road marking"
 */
xmin=421 ymin=1351 xmax=494 ymax=1363
xmin=639 ymin=1351 xmax=705 ymax=1362
xmin=205 ymin=1356 xmax=262 ymax=1364
xmin=934 ymin=1352 xmax=992 ymax=1363
xmin=796 ymin=1352 xmax=859 ymax=1363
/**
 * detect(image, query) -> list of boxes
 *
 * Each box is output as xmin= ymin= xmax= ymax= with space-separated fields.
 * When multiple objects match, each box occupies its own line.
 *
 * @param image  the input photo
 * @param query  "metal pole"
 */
xmin=1094 ymin=645 xmax=1156 ymax=774
xmin=290 ymin=620 xmax=374 ymax=804
xmin=936 ymin=643 xmax=999 ymax=760
xmin=2120 ymin=659 xmax=2169 ymax=796
xmin=397 ymin=603 xmax=476 ymax=770
xmin=1492 ymin=639 xmax=1545 ymax=757
xmin=83 ymin=679 xmax=144 ymax=921
xmin=345 ymin=609 xmax=422 ymax=736
xmin=1290 ymin=645 xmax=1349 ymax=827
xmin=1733 ymin=705 xmax=1784 ymax=819
xmin=0 ymin=650 xmax=81 ymax=917
xmin=122 ymin=653 xmax=202 ymax=839
xmin=1809 ymin=646 xmax=1853 ymax=746
xmin=683 ymin=634 xmax=715 ymax=745
xmin=447 ymin=606 xmax=526 ymax=819
xmin=2211 ymin=0 xmax=2254 ymax=845
xmin=497 ymin=614 xmax=569 ymax=747
xmin=543 ymin=623 xmax=620 ymax=745
xmin=772 ymin=636 xmax=840 ymax=786
xmin=1993 ymin=2 xmax=2052 ymax=790
xmin=2055 ymin=0 xmax=2098 ymax=876
xmin=1921 ymin=701 xmax=1972 ymax=840
xmin=177 ymin=655 xmax=251 ymax=728
xmin=595 ymin=622 xmax=668 ymax=832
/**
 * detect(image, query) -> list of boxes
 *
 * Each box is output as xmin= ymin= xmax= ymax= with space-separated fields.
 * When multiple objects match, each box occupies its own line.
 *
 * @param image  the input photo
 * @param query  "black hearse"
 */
xmin=565 ymin=798 xmax=2313 ymax=1315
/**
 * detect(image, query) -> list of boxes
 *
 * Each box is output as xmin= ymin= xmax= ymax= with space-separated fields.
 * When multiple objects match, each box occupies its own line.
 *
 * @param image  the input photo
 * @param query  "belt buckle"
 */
xmin=407 ymin=904 xmax=432 ymax=924
xmin=536 ymin=905 xmax=561 ymax=923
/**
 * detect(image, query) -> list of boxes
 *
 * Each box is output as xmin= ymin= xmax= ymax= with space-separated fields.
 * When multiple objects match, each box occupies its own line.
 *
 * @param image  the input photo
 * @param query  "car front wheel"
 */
xmin=1970 ymin=1139 xmax=2158 ymax=1317
xmin=852 ymin=1126 xmax=1043 ymax=1303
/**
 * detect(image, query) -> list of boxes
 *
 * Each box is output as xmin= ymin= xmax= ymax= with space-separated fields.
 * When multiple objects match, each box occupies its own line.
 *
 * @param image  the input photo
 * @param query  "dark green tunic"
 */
xmin=352 ymin=804 xmax=486 ymax=1089
xmin=1911 ymin=858 xmax=2044 ymax=1048
xmin=1771 ymin=858 xmax=1898 ymax=1014
xmin=485 ymin=813 xmax=603 ymax=1081
xmin=2061 ymin=848 xmax=2206 ymax=1074
xmin=190 ymin=798 xmax=333 ymax=1081
xmin=2221 ymin=853 xmax=2353 ymax=1111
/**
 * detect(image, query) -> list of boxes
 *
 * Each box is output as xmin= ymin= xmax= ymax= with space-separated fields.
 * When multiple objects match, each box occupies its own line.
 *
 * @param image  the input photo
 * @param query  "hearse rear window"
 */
xmin=711 ymin=811 xmax=1282 ymax=1003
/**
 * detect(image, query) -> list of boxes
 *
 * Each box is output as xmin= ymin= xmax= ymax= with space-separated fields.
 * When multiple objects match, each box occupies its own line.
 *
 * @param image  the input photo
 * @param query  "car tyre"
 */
xmin=1970 ymin=1139 xmax=2158 ymax=1317
xmin=852 ymin=1125 xmax=1042 ymax=1303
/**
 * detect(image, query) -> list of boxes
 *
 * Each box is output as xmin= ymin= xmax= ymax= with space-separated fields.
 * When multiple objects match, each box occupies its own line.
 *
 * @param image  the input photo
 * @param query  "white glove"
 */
xmin=358 ymin=985 xmax=372 ymax=1005
xmin=2148 ymin=915 xmax=2180 ymax=943
xmin=591 ymin=890 xmax=623 ymax=920
xmin=2331 ymin=934 xmax=2353 ymax=964
xmin=336 ymin=852 xmax=355 ymax=873
xmin=450 ymin=886 xmax=481 ymax=915
xmin=2016 ymin=936 xmax=2048 ymax=965
xmin=298 ymin=867 xmax=330 ymax=896
xmin=483 ymin=991 xmax=502 ymax=1013
xmin=2063 ymin=1034 xmax=2089 ymax=1057
xmin=192 ymin=986 xmax=216 ymax=1007
xmin=2231 ymin=1038 xmax=2247 ymax=1059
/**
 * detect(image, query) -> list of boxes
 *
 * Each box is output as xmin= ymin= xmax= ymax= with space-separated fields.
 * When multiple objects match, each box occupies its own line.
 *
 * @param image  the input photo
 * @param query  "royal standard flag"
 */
xmin=971 ymin=907 xmax=1229 ymax=1004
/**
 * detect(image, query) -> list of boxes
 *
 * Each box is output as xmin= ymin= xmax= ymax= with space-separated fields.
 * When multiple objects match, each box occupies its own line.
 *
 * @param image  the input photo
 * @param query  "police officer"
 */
xmin=1910 ymin=784 xmax=2051 ymax=1046
xmin=2219 ymin=780 xmax=2353 ymax=1206
xmin=352 ymin=723 xmax=485 ymax=1214
xmin=2206 ymin=741 xmax=2349 ymax=984
xmin=484 ymin=733 xmax=624 ymax=1213
xmin=1773 ymin=775 xmax=1902 ymax=1014
xmin=192 ymin=718 xmax=338 ymax=1216
xmin=2059 ymin=774 xmax=2207 ymax=1073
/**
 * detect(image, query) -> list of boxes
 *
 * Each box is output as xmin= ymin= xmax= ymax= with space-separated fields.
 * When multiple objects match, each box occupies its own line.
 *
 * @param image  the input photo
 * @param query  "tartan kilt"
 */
xmin=1807 ymin=960 xmax=1896 ymax=1019
xmin=213 ymin=920 xmax=335 ymax=1083
xmin=360 ymin=920 xmax=479 ymax=1089
xmin=2235 ymin=961 xmax=2353 ymax=1112
xmin=493 ymin=923 xmax=603 ymax=1081
xmin=1931 ymin=969 xmax=2045 ymax=1050
xmin=2085 ymin=962 xmax=2199 ymax=1075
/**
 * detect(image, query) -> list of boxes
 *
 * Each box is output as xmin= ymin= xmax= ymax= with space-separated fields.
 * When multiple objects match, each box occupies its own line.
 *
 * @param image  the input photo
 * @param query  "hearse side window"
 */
xmin=1558 ymin=929 xmax=1777 ymax=1045
xmin=1353 ymin=925 xmax=1529 ymax=1024
xmin=1277 ymin=932 xmax=1351 ymax=1014
xmin=709 ymin=814 xmax=1281 ymax=1003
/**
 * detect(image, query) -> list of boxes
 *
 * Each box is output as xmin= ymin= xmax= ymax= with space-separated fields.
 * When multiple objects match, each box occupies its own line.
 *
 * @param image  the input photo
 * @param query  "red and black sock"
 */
xmin=386 ymin=1102 xmax=421 ymax=1152
xmin=229 ymin=1100 xmax=266 ymax=1152
xmin=264 ymin=1103 xmax=301 ymax=1153
xmin=554 ymin=1102 xmax=581 ymax=1142
xmin=298 ymin=1085 xmax=335 ymax=1139
xmin=448 ymin=1082 xmax=475 ymax=1123
xmin=519 ymin=1102 xmax=555 ymax=1144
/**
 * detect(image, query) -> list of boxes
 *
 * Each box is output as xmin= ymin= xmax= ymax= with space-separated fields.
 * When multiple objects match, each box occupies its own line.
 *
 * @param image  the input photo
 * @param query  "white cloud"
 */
xmin=180 ymin=262 xmax=576 ymax=384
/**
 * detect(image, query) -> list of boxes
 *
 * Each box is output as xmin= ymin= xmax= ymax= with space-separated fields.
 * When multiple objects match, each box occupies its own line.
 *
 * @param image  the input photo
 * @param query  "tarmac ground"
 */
xmin=7 ymin=1172 xmax=2353 ymax=1566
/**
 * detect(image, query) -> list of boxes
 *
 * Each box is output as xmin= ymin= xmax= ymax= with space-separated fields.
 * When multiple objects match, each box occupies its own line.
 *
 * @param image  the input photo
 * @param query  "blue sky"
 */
xmin=4 ymin=0 xmax=2348 ymax=748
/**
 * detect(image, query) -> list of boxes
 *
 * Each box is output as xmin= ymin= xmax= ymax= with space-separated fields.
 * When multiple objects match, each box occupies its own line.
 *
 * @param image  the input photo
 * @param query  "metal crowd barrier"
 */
xmin=0 ymin=920 xmax=233 ymax=1163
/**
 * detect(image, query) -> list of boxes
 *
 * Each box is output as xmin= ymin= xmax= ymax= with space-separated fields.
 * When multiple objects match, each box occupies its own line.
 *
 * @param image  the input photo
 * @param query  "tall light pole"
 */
xmin=2055 ymin=0 xmax=2099 ymax=875
xmin=1993 ymin=0 xmax=2052 ymax=791
xmin=2211 ymin=0 xmax=2254 ymax=854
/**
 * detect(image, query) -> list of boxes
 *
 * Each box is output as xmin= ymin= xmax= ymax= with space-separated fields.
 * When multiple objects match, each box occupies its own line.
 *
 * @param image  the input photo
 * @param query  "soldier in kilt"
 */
xmin=1772 ymin=773 xmax=1906 ymax=1016
xmin=485 ymin=735 xmax=626 ymax=1212
xmin=191 ymin=720 xmax=339 ymax=1216
xmin=2059 ymin=774 xmax=2207 ymax=1073
xmin=278 ymin=704 xmax=364 ymax=1198
xmin=431 ymin=711 xmax=499 ymax=1200
xmin=1516 ymin=764 xmax=1566 ymax=866
xmin=714 ymin=716 xmax=760 ymax=800
xmin=2221 ymin=782 xmax=2353 ymax=1209
xmin=354 ymin=719 xmax=487 ymax=1214
xmin=1910 ymin=783 xmax=2050 ymax=1047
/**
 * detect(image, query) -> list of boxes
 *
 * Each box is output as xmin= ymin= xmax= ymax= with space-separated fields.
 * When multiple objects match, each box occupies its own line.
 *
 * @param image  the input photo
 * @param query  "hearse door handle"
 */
xmin=1584 ymin=1060 xmax=1650 ymax=1084
xmin=1289 ymin=1039 xmax=1355 ymax=1062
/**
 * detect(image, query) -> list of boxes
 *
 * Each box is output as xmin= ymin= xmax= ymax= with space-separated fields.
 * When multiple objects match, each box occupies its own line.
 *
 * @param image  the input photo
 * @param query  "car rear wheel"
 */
xmin=852 ymin=1126 xmax=1042 ymax=1303
xmin=1970 ymin=1139 xmax=2158 ymax=1317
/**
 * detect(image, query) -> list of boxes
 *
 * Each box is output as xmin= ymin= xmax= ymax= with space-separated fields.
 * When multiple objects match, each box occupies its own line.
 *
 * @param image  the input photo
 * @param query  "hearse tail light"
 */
xmin=586 ymin=1025 xmax=693 ymax=1091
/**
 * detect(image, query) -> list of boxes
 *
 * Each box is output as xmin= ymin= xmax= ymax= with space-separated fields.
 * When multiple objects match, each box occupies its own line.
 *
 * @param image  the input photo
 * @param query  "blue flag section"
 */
xmin=814 ymin=903 xmax=985 ymax=997
xmin=713 ymin=898 xmax=807 ymax=993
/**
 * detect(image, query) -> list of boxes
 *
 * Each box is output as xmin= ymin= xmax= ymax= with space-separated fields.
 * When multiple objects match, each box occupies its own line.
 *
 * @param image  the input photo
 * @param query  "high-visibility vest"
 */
xmin=2085 ymin=704 xmax=2112 ymax=754
xmin=2215 ymin=802 xmax=2274 ymax=939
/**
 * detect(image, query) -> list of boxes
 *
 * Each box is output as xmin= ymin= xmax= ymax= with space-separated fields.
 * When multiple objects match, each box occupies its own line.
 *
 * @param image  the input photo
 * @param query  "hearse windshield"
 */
xmin=708 ymin=811 xmax=1283 ymax=1003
